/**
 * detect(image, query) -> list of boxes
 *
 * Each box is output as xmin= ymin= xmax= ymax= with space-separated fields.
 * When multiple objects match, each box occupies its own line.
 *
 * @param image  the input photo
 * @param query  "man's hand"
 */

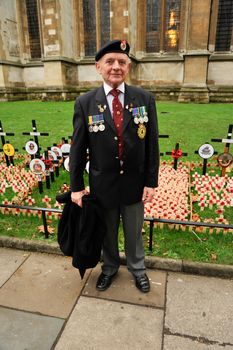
xmin=71 ymin=190 xmax=88 ymax=207
xmin=142 ymin=187 xmax=154 ymax=203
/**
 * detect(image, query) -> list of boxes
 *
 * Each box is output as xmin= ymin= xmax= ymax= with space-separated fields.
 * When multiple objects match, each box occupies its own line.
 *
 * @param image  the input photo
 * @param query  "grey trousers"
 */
xmin=101 ymin=201 xmax=146 ymax=277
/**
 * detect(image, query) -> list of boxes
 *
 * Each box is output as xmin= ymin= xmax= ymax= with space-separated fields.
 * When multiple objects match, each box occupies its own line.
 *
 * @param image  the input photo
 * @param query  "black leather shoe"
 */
xmin=96 ymin=272 xmax=116 ymax=291
xmin=135 ymin=274 xmax=150 ymax=293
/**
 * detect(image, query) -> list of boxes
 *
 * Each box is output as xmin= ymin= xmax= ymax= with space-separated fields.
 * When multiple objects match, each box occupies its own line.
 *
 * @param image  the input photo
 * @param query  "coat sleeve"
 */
xmin=69 ymin=98 xmax=88 ymax=192
xmin=145 ymin=94 xmax=160 ymax=188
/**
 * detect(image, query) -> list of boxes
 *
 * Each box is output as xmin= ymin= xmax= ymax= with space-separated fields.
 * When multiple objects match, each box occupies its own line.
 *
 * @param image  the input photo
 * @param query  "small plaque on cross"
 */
xmin=25 ymin=141 xmax=38 ymax=155
xmin=64 ymin=157 xmax=69 ymax=172
xmin=198 ymin=143 xmax=215 ymax=159
xmin=3 ymin=143 xmax=15 ymax=157
xmin=217 ymin=152 xmax=233 ymax=168
xmin=29 ymin=158 xmax=45 ymax=175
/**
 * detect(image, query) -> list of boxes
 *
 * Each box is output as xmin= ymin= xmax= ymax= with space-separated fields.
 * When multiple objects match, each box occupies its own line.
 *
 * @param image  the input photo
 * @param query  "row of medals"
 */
xmin=88 ymin=114 xmax=105 ymax=133
xmin=88 ymin=109 xmax=148 ymax=133
xmin=132 ymin=106 xmax=148 ymax=124
xmin=134 ymin=114 xmax=148 ymax=124
xmin=133 ymin=108 xmax=148 ymax=138
xmin=89 ymin=123 xmax=105 ymax=133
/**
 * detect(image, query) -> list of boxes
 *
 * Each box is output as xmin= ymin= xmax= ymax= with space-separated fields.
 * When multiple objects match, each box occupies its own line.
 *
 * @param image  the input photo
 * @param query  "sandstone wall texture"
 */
xmin=0 ymin=0 xmax=232 ymax=102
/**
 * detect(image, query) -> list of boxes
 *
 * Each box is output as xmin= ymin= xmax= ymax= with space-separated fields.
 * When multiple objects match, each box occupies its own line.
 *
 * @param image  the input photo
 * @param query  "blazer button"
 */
xmin=120 ymin=170 xmax=124 ymax=174
xmin=114 ymin=136 xmax=118 ymax=140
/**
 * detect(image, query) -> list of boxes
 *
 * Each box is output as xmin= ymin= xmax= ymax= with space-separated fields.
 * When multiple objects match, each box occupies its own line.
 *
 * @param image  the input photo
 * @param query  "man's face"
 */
xmin=95 ymin=52 xmax=131 ymax=88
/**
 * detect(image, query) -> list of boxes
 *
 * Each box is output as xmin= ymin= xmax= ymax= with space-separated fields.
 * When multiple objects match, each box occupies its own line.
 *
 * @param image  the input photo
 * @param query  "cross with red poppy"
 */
xmin=166 ymin=142 xmax=188 ymax=170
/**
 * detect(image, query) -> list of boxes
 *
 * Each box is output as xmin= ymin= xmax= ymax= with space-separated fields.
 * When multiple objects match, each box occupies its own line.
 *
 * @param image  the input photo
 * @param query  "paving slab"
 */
xmin=0 ymin=306 xmax=64 ymax=350
xmin=55 ymin=296 xmax=163 ymax=350
xmin=164 ymin=335 xmax=233 ymax=350
xmin=0 ymin=252 xmax=90 ymax=318
xmin=165 ymin=272 xmax=233 ymax=346
xmin=82 ymin=264 xmax=166 ymax=308
xmin=0 ymin=248 xmax=29 ymax=287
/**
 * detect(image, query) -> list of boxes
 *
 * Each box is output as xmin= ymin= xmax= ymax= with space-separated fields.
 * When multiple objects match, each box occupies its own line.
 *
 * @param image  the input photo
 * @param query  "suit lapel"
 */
xmin=123 ymin=84 xmax=136 ymax=133
xmin=95 ymin=86 xmax=116 ymax=132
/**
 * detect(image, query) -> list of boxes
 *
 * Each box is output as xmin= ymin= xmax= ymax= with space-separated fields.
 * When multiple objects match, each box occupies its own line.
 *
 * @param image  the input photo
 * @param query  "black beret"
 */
xmin=95 ymin=39 xmax=130 ymax=61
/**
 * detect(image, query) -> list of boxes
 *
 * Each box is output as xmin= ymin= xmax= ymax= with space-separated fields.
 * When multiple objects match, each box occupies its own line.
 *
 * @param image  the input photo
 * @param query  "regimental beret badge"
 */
xmin=95 ymin=39 xmax=130 ymax=61
xmin=120 ymin=40 xmax=127 ymax=51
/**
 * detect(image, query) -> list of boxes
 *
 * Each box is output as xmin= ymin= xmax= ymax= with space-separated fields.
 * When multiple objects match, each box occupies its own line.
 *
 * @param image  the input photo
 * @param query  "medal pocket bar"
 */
xmin=131 ymin=106 xmax=148 ymax=140
xmin=132 ymin=106 xmax=148 ymax=124
xmin=88 ymin=114 xmax=105 ymax=133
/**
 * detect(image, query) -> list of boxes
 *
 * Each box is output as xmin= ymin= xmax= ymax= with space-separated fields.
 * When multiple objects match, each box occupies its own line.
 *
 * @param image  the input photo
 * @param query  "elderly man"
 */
xmin=70 ymin=39 xmax=159 ymax=293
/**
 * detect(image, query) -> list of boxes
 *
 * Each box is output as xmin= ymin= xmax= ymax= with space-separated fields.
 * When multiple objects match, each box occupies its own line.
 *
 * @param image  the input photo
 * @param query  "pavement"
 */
xmin=0 ymin=246 xmax=233 ymax=350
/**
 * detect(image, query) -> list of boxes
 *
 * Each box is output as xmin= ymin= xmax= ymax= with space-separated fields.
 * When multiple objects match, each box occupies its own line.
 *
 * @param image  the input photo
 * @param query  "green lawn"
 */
xmin=0 ymin=101 xmax=74 ymax=150
xmin=145 ymin=226 xmax=233 ymax=265
xmin=157 ymin=102 xmax=233 ymax=160
xmin=1 ymin=213 xmax=232 ymax=265
xmin=0 ymin=100 xmax=232 ymax=160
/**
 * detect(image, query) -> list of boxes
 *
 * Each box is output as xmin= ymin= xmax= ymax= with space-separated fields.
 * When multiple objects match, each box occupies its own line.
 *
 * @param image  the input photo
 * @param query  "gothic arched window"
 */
xmin=83 ymin=0 xmax=110 ymax=57
xmin=215 ymin=0 xmax=233 ymax=52
xmin=146 ymin=0 xmax=181 ymax=53
xmin=25 ymin=0 xmax=42 ymax=59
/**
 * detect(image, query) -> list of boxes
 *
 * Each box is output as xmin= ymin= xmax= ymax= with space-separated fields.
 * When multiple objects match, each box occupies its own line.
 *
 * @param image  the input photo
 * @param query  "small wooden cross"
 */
xmin=22 ymin=120 xmax=49 ymax=157
xmin=43 ymin=150 xmax=51 ymax=189
xmin=195 ymin=143 xmax=218 ymax=175
xmin=211 ymin=124 xmax=233 ymax=176
xmin=166 ymin=143 xmax=188 ymax=170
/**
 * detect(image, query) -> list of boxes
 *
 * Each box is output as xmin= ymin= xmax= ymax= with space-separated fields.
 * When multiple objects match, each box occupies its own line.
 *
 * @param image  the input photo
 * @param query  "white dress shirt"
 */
xmin=103 ymin=82 xmax=125 ymax=116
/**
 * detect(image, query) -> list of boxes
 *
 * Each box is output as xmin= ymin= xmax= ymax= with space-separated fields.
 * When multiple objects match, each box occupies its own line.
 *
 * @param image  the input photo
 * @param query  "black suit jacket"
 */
xmin=69 ymin=84 xmax=159 ymax=209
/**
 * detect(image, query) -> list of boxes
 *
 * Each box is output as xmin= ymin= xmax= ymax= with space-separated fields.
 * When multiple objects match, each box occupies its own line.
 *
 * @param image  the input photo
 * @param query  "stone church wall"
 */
xmin=0 ymin=0 xmax=232 ymax=102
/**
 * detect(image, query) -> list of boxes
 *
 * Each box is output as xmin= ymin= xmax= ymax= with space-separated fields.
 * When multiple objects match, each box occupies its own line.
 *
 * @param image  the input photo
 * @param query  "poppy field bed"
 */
xmin=0 ymin=101 xmax=232 ymax=264
xmin=0 ymin=155 xmax=232 ymax=265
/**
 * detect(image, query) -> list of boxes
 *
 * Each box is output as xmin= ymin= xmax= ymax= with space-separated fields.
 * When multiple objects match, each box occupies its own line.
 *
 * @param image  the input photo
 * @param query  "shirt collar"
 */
xmin=103 ymin=82 xmax=125 ymax=96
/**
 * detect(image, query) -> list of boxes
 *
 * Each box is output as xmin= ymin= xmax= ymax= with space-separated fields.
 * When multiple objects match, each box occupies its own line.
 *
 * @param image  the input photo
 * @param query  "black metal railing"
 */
xmin=1 ymin=203 xmax=233 ymax=251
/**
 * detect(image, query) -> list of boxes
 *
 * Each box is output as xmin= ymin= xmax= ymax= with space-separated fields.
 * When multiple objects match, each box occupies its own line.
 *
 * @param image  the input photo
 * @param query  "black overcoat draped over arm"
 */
xmin=56 ymin=191 xmax=106 ymax=278
xmin=69 ymin=84 xmax=160 ymax=209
